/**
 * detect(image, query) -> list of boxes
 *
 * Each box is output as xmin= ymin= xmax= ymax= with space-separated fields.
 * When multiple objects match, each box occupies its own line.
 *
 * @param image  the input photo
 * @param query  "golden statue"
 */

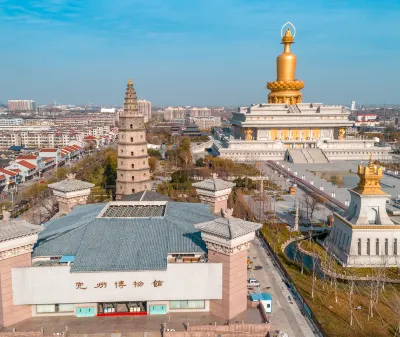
xmin=245 ymin=128 xmax=253 ymax=141
xmin=338 ymin=127 xmax=346 ymax=140
xmin=352 ymin=154 xmax=386 ymax=195
xmin=267 ymin=23 xmax=304 ymax=104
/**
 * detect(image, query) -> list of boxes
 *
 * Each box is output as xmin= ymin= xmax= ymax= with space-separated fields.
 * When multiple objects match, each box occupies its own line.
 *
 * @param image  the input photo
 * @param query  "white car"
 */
xmin=247 ymin=278 xmax=260 ymax=288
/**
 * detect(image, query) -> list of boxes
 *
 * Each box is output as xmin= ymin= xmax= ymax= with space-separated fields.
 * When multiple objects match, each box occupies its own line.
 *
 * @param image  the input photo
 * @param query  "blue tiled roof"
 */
xmin=33 ymin=202 xmax=216 ymax=272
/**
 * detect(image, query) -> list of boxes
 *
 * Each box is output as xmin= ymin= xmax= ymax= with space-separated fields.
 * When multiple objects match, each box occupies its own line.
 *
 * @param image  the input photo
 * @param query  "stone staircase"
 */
xmin=287 ymin=148 xmax=329 ymax=164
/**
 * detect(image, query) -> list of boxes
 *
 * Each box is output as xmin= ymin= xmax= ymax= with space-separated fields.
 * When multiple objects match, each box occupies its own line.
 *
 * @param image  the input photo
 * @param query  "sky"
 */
xmin=0 ymin=0 xmax=399 ymax=107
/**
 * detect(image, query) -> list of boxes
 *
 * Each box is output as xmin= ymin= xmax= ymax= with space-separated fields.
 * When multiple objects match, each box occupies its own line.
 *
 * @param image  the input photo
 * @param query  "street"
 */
xmin=248 ymin=239 xmax=316 ymax=336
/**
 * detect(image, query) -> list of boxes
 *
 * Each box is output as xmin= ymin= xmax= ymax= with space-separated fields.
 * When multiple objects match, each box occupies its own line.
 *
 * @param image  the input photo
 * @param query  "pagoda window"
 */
xmin=376 ymin=239 xmax=380 ymax=255
xmin=357 ymin=238 xmax=361 ymax=255
xmin=130 ymin=124 xmax=133 ymax=129
xmin=132 ymin=189 xmax=135 ymax=193
xmin=132 ymin=176 xmax=134 ymax=181
xmin=131 ymin=164 xmax=134 ymax=168
xmin=367 ymin=239 xmax=370 ymax=255
xmin=385 ymin=239 xmax=388 ymax=255
xmin=131 ymin=151 xmax=134 ymax=156
xmin=394 ymin=239 xmax=398 ymax=255
xmin=131 ymin=137 xmax=133 ymax=142
xmin=120 ymin=174 xmax=123 ymax=178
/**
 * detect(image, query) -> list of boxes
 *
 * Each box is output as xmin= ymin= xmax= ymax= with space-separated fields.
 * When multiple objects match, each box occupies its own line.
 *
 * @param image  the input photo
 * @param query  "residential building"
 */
xmin=8 ymin=100 xmax=36 ymax=111
xmin=163 ymin=107 xmax=186 ymax=121
xmin=189 ymin=116 xmax=221 ymax=130
xmin=189 ymin=107 xmax=211 ymax=118
xmin=138 ymin=100 xmax=152 ymax=123
xmin=0 ymin=118 xmax=24 ymax=126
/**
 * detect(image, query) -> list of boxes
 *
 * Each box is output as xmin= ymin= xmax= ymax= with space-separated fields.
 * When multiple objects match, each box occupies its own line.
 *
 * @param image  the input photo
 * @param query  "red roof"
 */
xmin=0 ymin=168 xmax=17 ymax=176
xmin=17 ymin=155 xmax=37 ymax=160
xmin=70 ymin=145 xmax=81 ymax=150
xmin=44 ymin=158 xmax=54 ymax=163
xmin=11 ymin=169 xmax=21 ymax=173
xmin=0 ymin=175 xmax=5 ymax=181
xmin=16 ymin=160 xmax=37 ymax=170
xmin=83 ymin=135 xmax=97 ymax=140
xmin=40 ymin=148 xmax=58 ymax=152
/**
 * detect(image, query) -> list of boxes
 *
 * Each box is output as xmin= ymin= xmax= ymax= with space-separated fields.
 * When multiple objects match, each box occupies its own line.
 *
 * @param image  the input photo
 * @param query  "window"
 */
xmin=385 ymin=238 xmax=388 ymax=255
xmin=376 ymin=238 xmax=380 ymax=255
xmin=143 ymin=161 xmax=145 ymax=165
xmin=131 ymin=151 xmax=134 ymax=156
xmin=169 ymin=300 xmax=205 ymax=309
xmin=120 ymin=185 xmax=122 ymax=189
xmin=120 ymin=174 xmax=123 ymax=177
xmin=37 ymin=304 xmax=73 ymax=313
xmin=132 ymin=189 xmax=135 ymax=193
xmin=131 ymin=137 xmax=133 ymax=142
xmin=358 ymin=238 xmax=361 ymax=255
xmin=120 ymin=161 xmax=123 ymax=165
xmin=121 ymin=150 xmax=123 ymax=154
xmin=395 ymin=239 xmax=398 ymax=255
xmin=367 ymin=238 xmax=370 ymax=255
xmin=130 ymin=124 xmax=133 ymax=129
xmin=142 ymin=149 xmax=144 ymax=153
xmin=132 ymin=176 xmax=134 ymax=181
xmin=131 ymin=164 xmax=134 ymax=169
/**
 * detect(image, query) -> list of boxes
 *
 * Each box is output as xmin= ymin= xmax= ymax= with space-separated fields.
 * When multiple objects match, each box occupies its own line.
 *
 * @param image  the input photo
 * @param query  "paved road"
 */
xmin=249 ymin=239 xmax=317 ymax=336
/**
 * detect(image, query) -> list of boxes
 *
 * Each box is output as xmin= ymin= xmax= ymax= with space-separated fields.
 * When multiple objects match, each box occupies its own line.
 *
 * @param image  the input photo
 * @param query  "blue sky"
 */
xmin=0 ymin=0 xmax=399 ymax=106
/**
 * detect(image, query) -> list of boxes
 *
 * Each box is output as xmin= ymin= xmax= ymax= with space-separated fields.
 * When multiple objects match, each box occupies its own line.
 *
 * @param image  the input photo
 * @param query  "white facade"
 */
xmin=351 ymin=101 xmax=356 ymax=111
xmin=0 ymin=118 xmax=24 ymax=126
xmin=188 ymin=107 xmax=211 ymax=118
xmin=100 ymin=108 xmax=116 ymax=113
xmin=212 ymin=102 xmax=391 ymax=162
xmin=138 ymin=100 xmax=152 ymax=123
xmin=189 ymin=117 xmax=221 ymax=130
xmin=12 ymin=263 xmax=222 ymax=305
xmin=164 ymin=107 xmax=186 ymax=121
xmin=8 ymin=100 xmax=36 ymax=111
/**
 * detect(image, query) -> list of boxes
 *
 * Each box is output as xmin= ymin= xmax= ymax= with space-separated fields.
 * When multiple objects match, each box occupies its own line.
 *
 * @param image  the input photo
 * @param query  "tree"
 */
xmin=148 ymin=148 xmax=161 ymax=158
xmin=302 ymin=192 xmax=327 ymax=221
xmin=148 ymin=157 xmax=158 ymax=172
xmin=195 ymin=158 xmax=204 ymax=167
xmin=103 ymin=151 xmax=117 ymax=187
xmin=56 ymin=167 xmax=68 ymax=181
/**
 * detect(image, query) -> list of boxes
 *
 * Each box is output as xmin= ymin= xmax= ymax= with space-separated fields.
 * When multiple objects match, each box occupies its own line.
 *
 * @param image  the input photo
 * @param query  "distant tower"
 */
xmin=351 ymin=101 xmax=356 ymax=111
xmin=116 ymin=79 xmax=151 ymax=200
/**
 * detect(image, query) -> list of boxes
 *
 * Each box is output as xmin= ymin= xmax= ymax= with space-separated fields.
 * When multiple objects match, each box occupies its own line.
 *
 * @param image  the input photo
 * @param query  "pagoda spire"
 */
xmin=123 ymin=79 xmax=139 ymax=116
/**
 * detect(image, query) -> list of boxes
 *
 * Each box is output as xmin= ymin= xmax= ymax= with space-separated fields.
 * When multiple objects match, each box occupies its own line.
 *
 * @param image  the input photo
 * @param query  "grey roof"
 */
xmin=195 ymin=217 xmax=261 ymax=240
xmin=33 ymin=201 xmax=216 ymax=272
xmin=121 ymin=191 xmax=171 ymax=202
xmin=192 ymin=178 xmax=235 ymax=192
xmin=48 ymin=179 xmax=94 ymax=192
xmin=0 ymin=220 xmax=42 ymax=242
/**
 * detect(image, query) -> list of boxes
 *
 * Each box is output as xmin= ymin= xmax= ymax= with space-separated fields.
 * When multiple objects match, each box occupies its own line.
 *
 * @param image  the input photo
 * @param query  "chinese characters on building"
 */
xmin=75 ymin=280 xmax=163 ymax=290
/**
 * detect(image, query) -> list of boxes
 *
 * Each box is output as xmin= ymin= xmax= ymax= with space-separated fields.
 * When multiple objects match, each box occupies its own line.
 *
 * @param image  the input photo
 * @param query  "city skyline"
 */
xmin=0 ymin=0 xmax=399 ymax=106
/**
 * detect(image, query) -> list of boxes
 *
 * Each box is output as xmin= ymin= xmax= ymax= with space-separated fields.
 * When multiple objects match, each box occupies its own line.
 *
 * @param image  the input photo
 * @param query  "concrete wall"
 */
xmin=12 ymin=263 xmax=222 ymax=305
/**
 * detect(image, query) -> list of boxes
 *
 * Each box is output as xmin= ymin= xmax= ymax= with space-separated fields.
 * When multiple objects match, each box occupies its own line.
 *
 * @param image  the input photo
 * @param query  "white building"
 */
xmin=189 ymin=116 xmax=221 ymax=130
xmin=164 ymin=107 xmax=186 ymax=121
xmin=189 ymin=107 xmax=211 ymax=118
xmin=326 ymin=158 xmax=400 ymax=267
xmin=351 ymin=101 xmax=356 ymax=111
xmin=138 ymin=100 xmax=152 ymax=123
xmin=100 ymin=108 xmax=116 ymax=113
xmin=8 ymin=100 xmax=36 ymax=111
xmin=0 ymin=118 xmax=24 ymax=126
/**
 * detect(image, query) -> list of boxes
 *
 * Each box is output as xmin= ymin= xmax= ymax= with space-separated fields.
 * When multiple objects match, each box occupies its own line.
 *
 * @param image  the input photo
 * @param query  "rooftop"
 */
xmin=48 ymin=173 xmax=94 ymax=192
xmin=33 ymin=200 xmax=217 ymax=272
xmin=0 ymin=218 xmax=41 ymax=243
xmin=195 ymin=209 xmax=261 ymax=240
xmin=99 ymin=201 xmax=167 ymax=218
xmin=192 ymin=174 xmax=235 ymax=192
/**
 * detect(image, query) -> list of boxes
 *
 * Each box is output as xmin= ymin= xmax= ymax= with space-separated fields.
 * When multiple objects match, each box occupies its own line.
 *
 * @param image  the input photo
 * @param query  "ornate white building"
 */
xmin=212 ymin=23 xmax=391 ymax=163
xmin=326 ymin=157 xmax=400 ymax=267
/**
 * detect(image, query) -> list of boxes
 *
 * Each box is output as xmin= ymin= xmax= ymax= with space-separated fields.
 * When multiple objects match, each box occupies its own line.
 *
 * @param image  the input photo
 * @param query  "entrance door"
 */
xmin=76 ymin=307 xmax=95 ymax=317
xmin=149 ymin=305 xmax=167 ymax=315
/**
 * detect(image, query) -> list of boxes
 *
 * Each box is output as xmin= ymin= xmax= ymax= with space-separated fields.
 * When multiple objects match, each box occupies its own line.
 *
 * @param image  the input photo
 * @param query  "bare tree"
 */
xmin=302 ymin=191 xmax=327 ymax=222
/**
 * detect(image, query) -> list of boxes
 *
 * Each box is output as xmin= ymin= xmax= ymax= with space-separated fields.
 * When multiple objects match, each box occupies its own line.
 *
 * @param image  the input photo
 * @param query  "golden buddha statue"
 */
xmin=245 ymin=128 xmax=253 ymax=141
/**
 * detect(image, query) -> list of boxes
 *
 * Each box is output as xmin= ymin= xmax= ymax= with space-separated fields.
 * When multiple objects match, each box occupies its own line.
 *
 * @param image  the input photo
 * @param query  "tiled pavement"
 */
xmin=5 ymin=310 xmax=263 ymax=336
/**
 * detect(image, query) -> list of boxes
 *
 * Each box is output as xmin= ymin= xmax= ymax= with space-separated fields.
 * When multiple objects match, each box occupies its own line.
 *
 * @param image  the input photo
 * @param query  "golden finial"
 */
xmin=128 ymin=78 xmax=133 ymax=85
xmin=353 ymin=157 xmax=386 ymax=195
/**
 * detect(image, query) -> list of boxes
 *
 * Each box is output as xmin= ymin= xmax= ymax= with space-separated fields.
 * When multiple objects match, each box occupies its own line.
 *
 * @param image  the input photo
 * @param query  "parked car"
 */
xmin=247 ymin=278 xmax=260 ymax=288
